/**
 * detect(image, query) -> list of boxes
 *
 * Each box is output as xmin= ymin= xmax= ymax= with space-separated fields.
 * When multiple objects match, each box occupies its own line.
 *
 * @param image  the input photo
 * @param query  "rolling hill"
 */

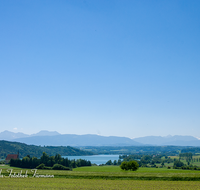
xmin=0 ymin=140 xmax=94 ymax=159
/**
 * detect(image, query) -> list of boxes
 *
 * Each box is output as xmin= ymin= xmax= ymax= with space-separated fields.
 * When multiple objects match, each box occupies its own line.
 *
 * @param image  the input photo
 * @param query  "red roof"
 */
xmin=6 ymin=154 xmax=19 ymax=160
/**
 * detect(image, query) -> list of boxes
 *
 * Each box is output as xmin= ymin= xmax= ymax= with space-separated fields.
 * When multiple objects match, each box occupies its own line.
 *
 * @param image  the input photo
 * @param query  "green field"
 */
xmin=1 ymin=165 xmax=200 ymax=189
xmin=1 ymin=165 xmax=200 ymax=180
xmin=1 ymin=178 xmax=200 ymax=190
xmin=74 ymin=165 xmax=200 ymax=173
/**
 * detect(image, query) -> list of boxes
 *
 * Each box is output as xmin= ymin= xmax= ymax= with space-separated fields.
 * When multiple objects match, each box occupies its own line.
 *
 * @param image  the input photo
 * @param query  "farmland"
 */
xmin=1 ymin=178 xmax=200 ymax=190
xmin=1 ymin=165 xmax=200 ymax=180
xmin=1 ymin=165 xmax=200 ymax=189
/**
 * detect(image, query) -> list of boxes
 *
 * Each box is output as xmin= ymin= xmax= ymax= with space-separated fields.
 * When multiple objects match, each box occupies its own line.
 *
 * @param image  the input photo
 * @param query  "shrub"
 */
xmin=52 ymin=164 xmax=70 ymax=170
xmin=36 ymin=163 xmax=46 ymax=169
xmin=36 ymin=163 xmax=51 ymax=169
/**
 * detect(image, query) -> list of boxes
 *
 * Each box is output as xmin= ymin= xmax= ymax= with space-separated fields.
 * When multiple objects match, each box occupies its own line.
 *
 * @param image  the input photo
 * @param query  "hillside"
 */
xmin=0 ymin=140 xmax=94 ymax=159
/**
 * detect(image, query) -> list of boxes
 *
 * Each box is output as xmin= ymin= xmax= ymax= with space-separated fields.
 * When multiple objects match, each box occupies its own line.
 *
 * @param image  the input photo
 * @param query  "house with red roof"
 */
xmin=5 ymin=154 xmax=19 ymax=164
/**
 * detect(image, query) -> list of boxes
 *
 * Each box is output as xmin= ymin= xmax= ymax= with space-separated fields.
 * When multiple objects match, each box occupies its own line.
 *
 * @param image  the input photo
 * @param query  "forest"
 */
xmin=9 ymin=152 xmax=91 ymax=170
xmin=0 ymin=140 xmax=94 ymax=159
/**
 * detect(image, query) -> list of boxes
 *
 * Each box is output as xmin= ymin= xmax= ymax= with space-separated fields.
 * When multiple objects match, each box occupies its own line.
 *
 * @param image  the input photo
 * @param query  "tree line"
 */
xmin=9 ymin=152 xmax=91 ymax=170
xmin=119 ymin=152 xmax=200 ymax=171
xmin=82 ymin=146 xmax=185 ymax=156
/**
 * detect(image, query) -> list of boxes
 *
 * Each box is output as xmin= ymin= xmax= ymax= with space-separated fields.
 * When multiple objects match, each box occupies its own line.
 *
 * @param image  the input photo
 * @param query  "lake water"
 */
xmin=63 ymin=155 xmax=119 ymax=165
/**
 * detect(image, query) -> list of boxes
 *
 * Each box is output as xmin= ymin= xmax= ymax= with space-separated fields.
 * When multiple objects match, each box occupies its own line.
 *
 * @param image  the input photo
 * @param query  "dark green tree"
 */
xmin=120 ymin=161 xmax=129 ymax=170
xmin=173 ymin=160 xmax=184 ymax=168
xmin=106 ymin=160 xmax=113 ymax=165
xmin=22 ymin=156 xmax=30 ymax=168
xmin=40 ymin=152 xmax=49 ymax=165
xmin=127 ymin=160 xmax=139 ymax=171
xmin=120 ymin=161 xmax=139 ymax=171
xmin=117 ymin=159 xmax=122 ymax=165
xmin=113 ymin=160 xmax=117 ymax=165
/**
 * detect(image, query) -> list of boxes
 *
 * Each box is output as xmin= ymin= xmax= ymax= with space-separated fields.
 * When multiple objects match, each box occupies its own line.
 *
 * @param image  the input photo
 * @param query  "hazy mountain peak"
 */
xmin=0 ymin=130 xmax=29 ymax=140
xmin=133 ymin=135 xmax=199 ymax=146
xmin=31 ymin=130 xmax=60 ymax=137
xmin=1 ymin=130 xmax=200 ymax=146
xmin=165 ymin=135 xmax=172 ymax=138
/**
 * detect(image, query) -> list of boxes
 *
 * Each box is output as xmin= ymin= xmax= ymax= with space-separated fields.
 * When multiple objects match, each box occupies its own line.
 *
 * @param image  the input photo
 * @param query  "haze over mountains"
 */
xmin=0 ymin=130 xmax=60 ymax=140
xmin=0 ymin=130 xmax=200 ymax=146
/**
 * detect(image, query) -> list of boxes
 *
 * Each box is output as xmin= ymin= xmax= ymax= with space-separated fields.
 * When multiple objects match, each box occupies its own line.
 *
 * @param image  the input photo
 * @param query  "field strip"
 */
xmin=1 ymin=178 xmax=200 ymax=190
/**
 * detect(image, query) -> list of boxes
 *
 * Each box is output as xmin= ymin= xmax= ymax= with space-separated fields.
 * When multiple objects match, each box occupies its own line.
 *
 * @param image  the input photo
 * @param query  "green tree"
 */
xmin=22 ymin=156 xmax=30 ymax=168
xmin=71 ymin=159 xmax=76 ymax=168
xmin=141 ymin=155 xmax=152 ymax=165
xmin=127 ymin=160 xmax=139 ymax=171
xmin=120 ymin=161 xmax=129 ymax=170
xmin=120 ymin=161 xmax=139 ymax=171
xmin=40 ymin=152 xmax=49 ymax=165
xmin=113 ymin=160 xmax=117 ymax=165
xmin=117 ymin=159 xmax=122 ymax=165
xmin=31 ymin=157 xmax=40 ymax=168
xmin=55 ymin=154 xmax=62 ymax=164
xmin=173 ymin=160 xmax=184 ymax=168
xmin=106 ymin=160 xmax=113 ymax=165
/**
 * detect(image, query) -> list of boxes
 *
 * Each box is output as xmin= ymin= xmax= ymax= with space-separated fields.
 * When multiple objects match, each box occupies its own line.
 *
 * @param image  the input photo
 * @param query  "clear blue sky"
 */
xmin=0 ymin=0 xmax=200 ymax=138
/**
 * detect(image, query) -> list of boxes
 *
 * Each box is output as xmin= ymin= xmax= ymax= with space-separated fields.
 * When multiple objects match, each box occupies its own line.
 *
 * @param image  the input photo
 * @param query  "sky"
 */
xmin=0 ymin=0 xmax=200 ymax=138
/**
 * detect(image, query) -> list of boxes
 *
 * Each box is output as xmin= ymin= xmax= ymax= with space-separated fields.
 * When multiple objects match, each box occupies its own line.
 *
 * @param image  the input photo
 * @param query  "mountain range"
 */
xmin=0 ymin=130 xmax=200 ymax=146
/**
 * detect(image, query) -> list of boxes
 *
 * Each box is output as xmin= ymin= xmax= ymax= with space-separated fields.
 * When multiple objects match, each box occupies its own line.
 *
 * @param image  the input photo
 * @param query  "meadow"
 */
xmin=1 ymin=165 xmax=200 ymax=180
xmin=1 ymin=165 xmax=200 ymax=189
xmin=1 ymin=178 xmax=200 ymax=190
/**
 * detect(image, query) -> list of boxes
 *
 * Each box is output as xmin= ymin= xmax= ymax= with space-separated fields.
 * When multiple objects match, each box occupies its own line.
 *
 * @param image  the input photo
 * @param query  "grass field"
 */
xmin=1 ymin=165 xmax=200 ymax=180
xmin=1 ymin=178 xmax=200 ymax=190
xmin=1 ymin=165 xmax=200 ymax=189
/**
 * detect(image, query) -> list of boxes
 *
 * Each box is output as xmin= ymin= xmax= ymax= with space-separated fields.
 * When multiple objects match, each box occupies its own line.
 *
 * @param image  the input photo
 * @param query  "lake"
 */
xmin=63 ymin=155 xmax=119 ymax=165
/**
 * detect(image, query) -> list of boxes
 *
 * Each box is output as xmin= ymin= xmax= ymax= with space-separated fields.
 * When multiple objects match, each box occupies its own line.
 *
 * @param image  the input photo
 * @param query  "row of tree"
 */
xmin=179 ymin=153 xmax=193 ymax=162
xmin=86 ymin=146 xmax=185 ymax=156
xmin=105 ymin=159 xmax=122 ymax=166
xmin=9 ymin=152 xmax=91 ymax=169
xmin=120 ymin=153 xmax=200 ymax=170
xmin=121 ymin=154 xmax=174 ymax=167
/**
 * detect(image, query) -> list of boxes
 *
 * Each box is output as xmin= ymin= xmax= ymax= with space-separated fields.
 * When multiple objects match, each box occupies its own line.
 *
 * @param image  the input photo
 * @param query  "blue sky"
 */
xmin=0 ymin=0 xmax=200 ymax=138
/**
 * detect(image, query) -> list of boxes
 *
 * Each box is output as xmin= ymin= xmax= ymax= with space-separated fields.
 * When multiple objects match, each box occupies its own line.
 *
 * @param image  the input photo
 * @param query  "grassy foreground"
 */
xmin=1 ymin=166 xmax=200 ymax=189
xmin=1 ymin=166 xmax=200 ymax=181
xmin=0 ymin=178 xmax=200 ymax=190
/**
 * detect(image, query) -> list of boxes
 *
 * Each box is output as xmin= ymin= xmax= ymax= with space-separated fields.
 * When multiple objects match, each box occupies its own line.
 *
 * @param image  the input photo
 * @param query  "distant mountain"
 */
xmin=1 ymin=130 xmax=200 ymax=147
xmin=13 ymin=134 xmax=142 ymax=146
xmin=0 ymin=130 xmax=29 ymax=141
xmin=133 ymin=135 xmax=200 ymax=146
xmin=0 ymin=140 xmax=94 ymax=159
xmin=0 ymin=130 xmax=60 ymax=141
xmin=31 ymin=130 xmax=60 ymax=137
